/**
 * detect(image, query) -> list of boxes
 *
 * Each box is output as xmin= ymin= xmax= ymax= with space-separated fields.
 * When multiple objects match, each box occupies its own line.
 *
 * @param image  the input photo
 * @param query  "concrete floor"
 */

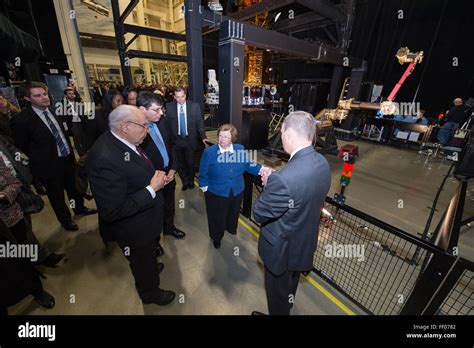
xmin=8 ymin=139 xmax=472 ymax=315
xmin=9 ymin=180 xmax=358 ymax=315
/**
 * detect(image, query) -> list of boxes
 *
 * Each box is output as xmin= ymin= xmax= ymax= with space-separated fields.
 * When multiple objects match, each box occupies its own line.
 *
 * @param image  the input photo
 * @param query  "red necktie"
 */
xmin=136 ymin=146 xmax=153 ymax=168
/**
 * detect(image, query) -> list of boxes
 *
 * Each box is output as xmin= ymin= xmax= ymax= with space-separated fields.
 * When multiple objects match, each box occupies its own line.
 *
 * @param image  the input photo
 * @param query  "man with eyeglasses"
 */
xmin=87 ymin=105 xmax=176 ymax=306
xmin=137 ymin=92 xmax=186 ymax=258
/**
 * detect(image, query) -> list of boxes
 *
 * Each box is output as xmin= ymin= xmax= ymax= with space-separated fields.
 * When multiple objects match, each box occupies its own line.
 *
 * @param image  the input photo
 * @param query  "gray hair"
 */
xmin=282 ymin=111 xmax=317 ymax=142
xmin=454 ymin=98 xmax=463 ymax=106
xmin=108 ymin=104 xmax=138 ymax=130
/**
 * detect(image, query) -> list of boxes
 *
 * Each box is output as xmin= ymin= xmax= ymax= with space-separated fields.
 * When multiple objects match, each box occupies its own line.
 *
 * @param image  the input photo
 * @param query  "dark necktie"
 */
xmin=136 ymin=145 xmax=153 ymax=168
xmin=43 ymin=111 xmax=70 ymax=157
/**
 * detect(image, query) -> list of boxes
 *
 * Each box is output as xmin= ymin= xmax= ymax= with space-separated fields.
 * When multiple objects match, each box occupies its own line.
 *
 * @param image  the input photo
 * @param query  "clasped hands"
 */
xmin=259 ymin=166 xmax=275 ymax=187
xmin=150 ymin=169 xmax=176 ymax=191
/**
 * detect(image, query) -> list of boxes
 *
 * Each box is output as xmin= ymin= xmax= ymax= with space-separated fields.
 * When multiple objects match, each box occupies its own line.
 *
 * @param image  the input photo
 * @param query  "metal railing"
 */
xmin=461 ymin=180 xmax=474 ymax=227
xmin=437 ymin=263 xmax=473 ymax=315
xmin=241 ymin=174 xmax=473 ymax=315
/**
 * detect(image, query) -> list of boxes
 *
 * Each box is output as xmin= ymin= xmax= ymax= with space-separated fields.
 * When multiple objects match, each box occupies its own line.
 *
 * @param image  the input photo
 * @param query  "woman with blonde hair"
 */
xmin=199 ymin=123 xmax=272 ymax=249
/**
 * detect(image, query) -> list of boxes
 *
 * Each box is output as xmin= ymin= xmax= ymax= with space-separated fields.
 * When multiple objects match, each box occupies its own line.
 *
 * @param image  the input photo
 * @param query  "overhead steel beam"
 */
xmin=228 ymin=0 xmax=296 ymax=21
xmin=127 ymin=50 xmax=187 ymax=62
xmin=125 ymin=33 xmax=139 ymax=49
xmin=123 ymin=24 xmax=186 ymax=41
xmin=119 ymin=0 xmax=139 ymax=24
xmin=287 ymin=19 xmax=333 ymax=35
xmin=272 ymin=11 xmax=325 ymax=31
xmin=201 ymin=9 xmax=363 ymax=67
xmin=296 ymin=0 xmax=345 ymax=22
xmin=323 ymin=27 xmax=337 ymax=44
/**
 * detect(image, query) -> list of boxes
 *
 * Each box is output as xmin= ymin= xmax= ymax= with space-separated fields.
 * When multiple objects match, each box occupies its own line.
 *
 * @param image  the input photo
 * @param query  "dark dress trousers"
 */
xmin=165 ymin=101 xmax=206 ymax=187
xmin=253 ymin=146 xmax=331 ymax=315
xmin=11 ymin=106 xmax=85 ymax=225
xmin=86 ymin=131 xmax=164 ymax=302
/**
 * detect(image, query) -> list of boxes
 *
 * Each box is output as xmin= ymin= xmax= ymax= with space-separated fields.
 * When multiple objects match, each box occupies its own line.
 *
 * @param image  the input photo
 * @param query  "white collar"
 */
xmin=218 ymin=144 xmax=234 ymax=153
xmin=111 ymin=130 xmax=139 ymax=153
xmin=32 ymin=105 xmax=49 ymax=115
xmin=289 ymin=145 xmax=308 ymax=160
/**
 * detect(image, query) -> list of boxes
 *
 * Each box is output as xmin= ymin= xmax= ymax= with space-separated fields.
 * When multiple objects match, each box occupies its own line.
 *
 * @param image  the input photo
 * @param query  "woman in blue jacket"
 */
xmin=199 ymin=124 xmax=270 ymax=249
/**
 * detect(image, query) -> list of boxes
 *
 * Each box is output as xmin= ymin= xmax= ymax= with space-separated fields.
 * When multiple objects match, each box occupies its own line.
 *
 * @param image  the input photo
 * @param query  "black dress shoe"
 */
xmin=227 ymin=229 xmax=237 ymax=235
xmin=62 ymin=221 xmax=79 ymax=231
xmin=156 ymin=244 xmax=165 ymax=257
xmin=251 ymin=311 xmax=266 ymax=315
xmin=188 ymin=183 xmax=195 ymax=190
xmin=34 ymin=291 xmax=55 ymax=309
xmin=213 ymin=240 xmax=221 ymax=249
xmin=75 ymin=207 xmax=98 ymax=216
xmin=164 ymin=229 xmax=186 ymax=239
xmin=157 ymin=262 xmax=164 ymax=274
xmin=36 ymin=253 xmax=65 ymax=267
xmin=182 ymin=185 xmax=188 ymax=191
xmin=143 ymin=289 xmax=176 ymax=306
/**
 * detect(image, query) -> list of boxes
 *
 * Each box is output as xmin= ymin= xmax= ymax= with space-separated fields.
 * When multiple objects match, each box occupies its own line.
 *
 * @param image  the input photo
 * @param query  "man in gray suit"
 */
xmin=253 ymin=111 xmax=331 ymax=315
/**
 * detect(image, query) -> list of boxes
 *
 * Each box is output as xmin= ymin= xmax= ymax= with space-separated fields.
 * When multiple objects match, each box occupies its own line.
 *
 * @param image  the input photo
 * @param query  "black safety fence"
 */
xmin=461 ymin=180 xmax=474 ymax=227
xmin=241 ymin=174 xmax=473 ymax=315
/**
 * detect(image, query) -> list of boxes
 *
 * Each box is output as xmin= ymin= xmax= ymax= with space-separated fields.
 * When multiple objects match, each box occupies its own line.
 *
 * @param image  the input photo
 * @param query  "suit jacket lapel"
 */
xmin=29 ymin=107 xmax=60 ymax=149
xmin=107 ymin=132 xmax=154 ymax=174
xmin=157 ymin=120 xmax=168 ymax=146
xmin=185 ymin=102 xmax=190 ymax=124
xmin=169 ymin=102 xmax=178 ymax=135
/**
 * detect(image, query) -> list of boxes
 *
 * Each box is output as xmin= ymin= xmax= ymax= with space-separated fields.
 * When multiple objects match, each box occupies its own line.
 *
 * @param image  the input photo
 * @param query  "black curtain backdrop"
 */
xmin=349 ymin=0 xmax=474 ymax=116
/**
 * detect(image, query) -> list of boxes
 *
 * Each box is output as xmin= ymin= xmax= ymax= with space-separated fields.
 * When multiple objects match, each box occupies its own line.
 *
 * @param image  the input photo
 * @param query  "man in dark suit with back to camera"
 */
xmin=253 ymin=111 xmax=331 ymax=315
xmin=166 ymin=86 xmax=208 ymax=191
xmin=137 ymin=91 xmax=186 ymax=258
xmin=11 ymin=81 xmax=96 ymax=232
xmin=87 ymin=105 xmax=175 ymax=306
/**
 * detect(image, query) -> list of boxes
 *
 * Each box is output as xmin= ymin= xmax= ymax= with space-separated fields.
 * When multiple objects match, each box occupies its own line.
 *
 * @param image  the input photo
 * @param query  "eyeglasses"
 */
xmin=149 ymin=107 xmax=163 ymax=113
xmin=127 ymin=121 xmax=149 ymax=130
xmin=218 ymin=134 xmax=232 ymax=139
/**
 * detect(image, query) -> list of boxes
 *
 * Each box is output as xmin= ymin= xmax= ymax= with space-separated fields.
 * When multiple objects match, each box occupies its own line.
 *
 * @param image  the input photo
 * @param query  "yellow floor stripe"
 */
xmin=303 ymin=275 xmax=356 ymax=315
xmin=193 ymin=179 xmax=356 ymax=315
xmin=238 ymin=218 xmax=260 ymax=238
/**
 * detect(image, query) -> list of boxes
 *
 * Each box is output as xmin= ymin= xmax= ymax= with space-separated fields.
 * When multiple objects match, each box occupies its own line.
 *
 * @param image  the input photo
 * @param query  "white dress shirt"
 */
xmin=290 ymin=145 xmax=309 ymax=161
xmin=111 ymin=131 xmax=156 ymax=199
xmin=67 ymin=100 xmax=81 ymax=123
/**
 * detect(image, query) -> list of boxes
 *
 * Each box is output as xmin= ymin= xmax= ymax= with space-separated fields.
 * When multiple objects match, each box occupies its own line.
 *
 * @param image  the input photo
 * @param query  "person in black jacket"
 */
xmin=87 ymin=105 xmax=175 ymax=306
xmin=437 ymin=98 xmax=467 ymax=145
xmin=63 ymin=87 xmax=88 ymax=156
xmin=11 ymin=82 xmax=97 ymax=231
xmin=0 ymin=158 xmax=55 ymax=314
xmin=166 ymin=86 xmax=208 ymax=191
xmin=89 ymin=89 xmax=124 ymax=146
xmin=137 ymin=92 xmax=186 ymax=258
xmin=0 ymin=134 xmax=65 ymax=267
